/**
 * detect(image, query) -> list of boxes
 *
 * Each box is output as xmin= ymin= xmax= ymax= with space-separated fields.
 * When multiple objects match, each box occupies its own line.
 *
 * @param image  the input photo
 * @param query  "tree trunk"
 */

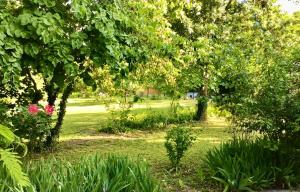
xmin=195 ymin=84 xmax=208 ymax=122
xmin=45 ymin=83 xmax=59 ymax=106
xmin=45 ymin=82 xmax=74 ymax=148
xmin=26 ymin=69 xmax=42 ymax=104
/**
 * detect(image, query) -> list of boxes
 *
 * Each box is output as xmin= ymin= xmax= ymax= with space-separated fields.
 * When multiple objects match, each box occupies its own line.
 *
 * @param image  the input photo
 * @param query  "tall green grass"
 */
xmin=0 ymin=155 xmax=161 ymax=192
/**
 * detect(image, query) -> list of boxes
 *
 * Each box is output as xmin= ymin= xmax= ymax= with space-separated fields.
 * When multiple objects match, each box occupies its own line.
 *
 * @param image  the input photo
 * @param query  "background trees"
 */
xmin=163 ymin=0 xmax=299 ymax=125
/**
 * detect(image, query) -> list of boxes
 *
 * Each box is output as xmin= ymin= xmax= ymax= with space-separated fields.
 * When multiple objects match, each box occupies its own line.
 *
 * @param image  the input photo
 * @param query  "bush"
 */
xmin=0 ymin=155 xmax=161 ymax=192
xmin=99 ymin=102 xmax=135 ymax=133
xmin=165 ymin=126 xmax=196 ymax=169
xmin=214 ymin=62 xmax=300 ymax=155
xmin=204 ymin=138 xmax=296 ymax=191
xmin=11 ymin=105 xmax=53 ymax=152
xmin=100 ymin=103 xmax=195 ymax=133
xmin=100 ymin=111 xmax=166 ymax=133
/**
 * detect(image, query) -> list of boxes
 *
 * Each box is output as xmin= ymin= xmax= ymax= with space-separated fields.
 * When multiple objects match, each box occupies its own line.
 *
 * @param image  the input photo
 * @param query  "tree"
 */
xmin=164 ymin=0 xmax=293 ymax=122
xmin=164 ymin=0 xmax=244 ymax=121
xmin=213 ymin=3 xmax=300 ymax=148
xmin=0 ymin=0 xmax=173 ymax=147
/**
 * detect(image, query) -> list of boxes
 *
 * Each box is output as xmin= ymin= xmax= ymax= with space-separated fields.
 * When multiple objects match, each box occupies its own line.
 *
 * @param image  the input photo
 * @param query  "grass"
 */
xmin=60 ymin=99 xmax=196 ymax=136
xmin=28 ymin=99 xmax=231 ymax=191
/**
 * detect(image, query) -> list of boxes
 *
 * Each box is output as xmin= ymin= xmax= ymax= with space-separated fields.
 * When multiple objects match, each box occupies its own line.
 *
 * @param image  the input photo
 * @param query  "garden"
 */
xmin=0 ymin=0 xmax=300 ymax=191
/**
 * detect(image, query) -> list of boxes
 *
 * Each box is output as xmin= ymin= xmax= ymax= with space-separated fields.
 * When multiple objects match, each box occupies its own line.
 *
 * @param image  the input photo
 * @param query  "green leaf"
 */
xmin=0 ymin=149 xmax=30 ymax=187
xmin=19 ymin=13 xmax=32 ymax=26
xmin=0 ymin=124 xmax=15 ymax=144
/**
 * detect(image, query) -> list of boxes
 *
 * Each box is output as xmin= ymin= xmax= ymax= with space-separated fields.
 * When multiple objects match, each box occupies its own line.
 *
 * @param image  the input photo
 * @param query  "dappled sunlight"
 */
xmin=65 ymin=99 xmax=196 ymax=114
xmin=2 ymin=0 xmax=299 ymax=190
xmin=60 ymin=134 xmax=142 ymax=142
xmin=57 ymin=116 xmax=230 ymax=155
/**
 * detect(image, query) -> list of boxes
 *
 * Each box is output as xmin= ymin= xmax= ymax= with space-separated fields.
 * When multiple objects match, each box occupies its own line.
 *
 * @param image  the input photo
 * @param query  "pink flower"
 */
xmin=28 ymin=104 xmax=39 ymax=115
xmin=44 ymin=104 xmax=55 ymax=116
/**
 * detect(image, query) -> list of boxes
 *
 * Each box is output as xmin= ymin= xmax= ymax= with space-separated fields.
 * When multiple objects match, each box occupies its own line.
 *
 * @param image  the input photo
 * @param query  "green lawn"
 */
xmin=31 ymin=99 xmax=231 ymax=191
xmin=60 ymin=99 xmax=197 ymax=136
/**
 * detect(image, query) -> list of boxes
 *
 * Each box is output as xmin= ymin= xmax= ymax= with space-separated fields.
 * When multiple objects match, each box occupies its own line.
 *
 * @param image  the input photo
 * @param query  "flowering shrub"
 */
xmin=44 ymin=104 xmax=55 ymax=115
xmin=28 ymin=104 xmax=39 ymax=115
xmin=12 ymin=104 xmax=54 ymax=152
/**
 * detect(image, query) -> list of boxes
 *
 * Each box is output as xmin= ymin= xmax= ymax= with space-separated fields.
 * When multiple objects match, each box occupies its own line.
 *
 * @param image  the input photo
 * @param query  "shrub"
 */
xmin=0 ymin=155 xmax=161 ymax=192
xmin=11 ymin=105 xmax=53 ymax=152
xmin=100 ymin=103 xmax=195 ymax=133
xmin=204 ymin=138 xmax=296 ymax=191
xmin=166 ymin=108 xmax=194 ymax=124
xmin=165 ymin=126 xmax=196 ymax=169
xmin=140 ymin=112 xmax=167 ymax=129
xmin=99 ymin=102 xmax=135 ymax=133
xmin=214 ymin=61 xmax=300 ymax=153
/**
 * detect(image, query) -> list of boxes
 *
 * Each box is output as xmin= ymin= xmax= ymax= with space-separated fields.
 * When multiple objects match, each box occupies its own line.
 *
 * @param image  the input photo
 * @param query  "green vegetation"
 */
xmin=0 ymin=124 xmax=30 ymax=188
xmin=100 ymin=101 xmax=195 ymax=133
xmin=11 ymin=105 xmax=53 ymax=152
xmin=60 ymin=99 xmax=196 ymax=136
xmin=1 ymin=155 xmax=161 ymax=192
xmin=165 ymin=126 xmax=196 ymax=169
xmin=204 ymin=138 xmax=296 ymax=191
xmin=0 ymin=0 xmax=300 ymax=191
xmin=31 ymin=100 xmax=231 ymax=191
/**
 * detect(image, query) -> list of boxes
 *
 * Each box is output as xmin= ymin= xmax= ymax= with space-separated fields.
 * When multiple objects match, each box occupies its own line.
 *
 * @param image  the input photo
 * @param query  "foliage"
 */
xmin=0 ymin=155 xmax=161 ymax=192
xmin=11 ymin=106 xmax=53 ymax=152
xmin=100 ymin=102 xmax=195 ymax=133
xmin=207 ymin=102 xmax=231 ymax=118
xmin=0 ymin=99 xmax=11 ymax=124
xmin=100 ymin=101 xmax=135 ymax=133
xmin=204 ymin=138 xmax=296 ymax=191
xmin=215 ymin=24 xmax=300 ymax=141
xmin=0 ymin=124 xmax=30 ymax=188
xmin=162 ymin=0 xmax=300 ymax=122
xmin=167 ymin=101 xmax=195 ymax=124
xmin=165 ymin=126 xmax=195 ymax=169
xmin=0 ymin=0 xmax=174 ymax=147
xmin=211 ymin=3 xmax=300 ymax=140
